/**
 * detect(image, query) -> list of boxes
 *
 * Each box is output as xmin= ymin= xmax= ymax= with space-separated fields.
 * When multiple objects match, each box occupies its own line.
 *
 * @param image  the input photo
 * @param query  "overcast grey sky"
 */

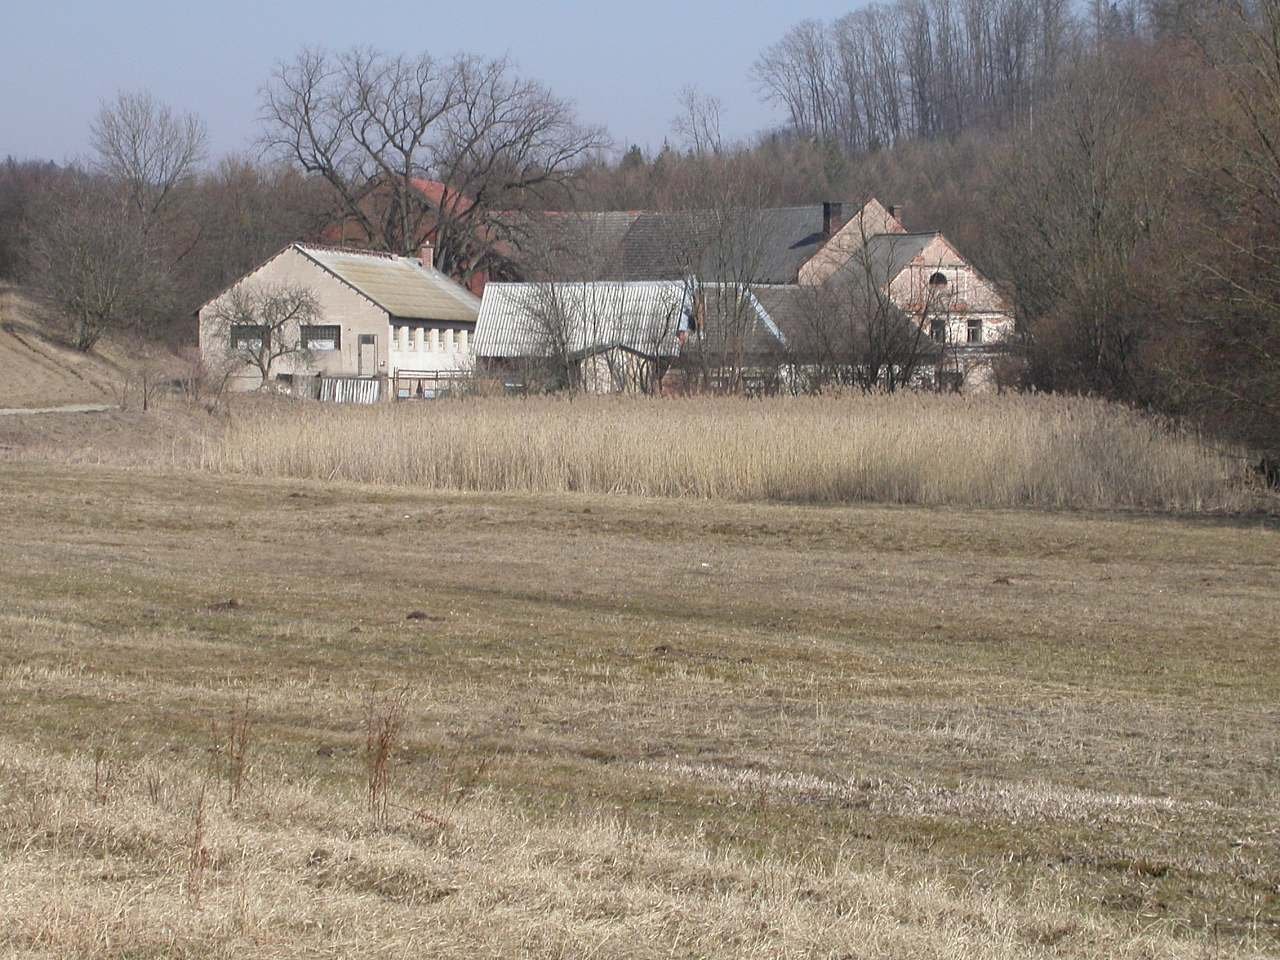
xmin=1 ymin=0 xmax=856 ymax=164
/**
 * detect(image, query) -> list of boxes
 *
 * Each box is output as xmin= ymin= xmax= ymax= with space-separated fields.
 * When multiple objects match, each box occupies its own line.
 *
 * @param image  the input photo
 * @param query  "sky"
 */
xmin=1 ymin=0 xmax=856 ymax=165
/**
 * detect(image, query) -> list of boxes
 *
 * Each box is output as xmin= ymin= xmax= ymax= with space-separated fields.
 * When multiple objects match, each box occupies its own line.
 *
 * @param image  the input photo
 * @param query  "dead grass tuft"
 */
xmin=212 ymin=694 xmax=254 ymax=806
xmin=186 ymin=785 xmax=211 ymax=909
xmin=363 ymin=685 xmax=410 ymax=827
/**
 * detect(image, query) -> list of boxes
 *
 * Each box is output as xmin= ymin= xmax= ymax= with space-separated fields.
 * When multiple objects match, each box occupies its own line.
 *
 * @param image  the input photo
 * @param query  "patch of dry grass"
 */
xmin=2 ymin=740 xmax=1252 ymax=960
xmin=0 ymin=284 xmax=118 ymax=409
xmin=207 ymin=393 xmax=1249 ymax=511
xmin=0 ymin=462 xmax=1276 ymax=957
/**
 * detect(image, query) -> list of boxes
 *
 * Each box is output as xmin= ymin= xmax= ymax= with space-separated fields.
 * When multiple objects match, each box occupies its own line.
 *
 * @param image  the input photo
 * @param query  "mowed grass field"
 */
xmin=1 ymin=460 xmax=1277 ymax=957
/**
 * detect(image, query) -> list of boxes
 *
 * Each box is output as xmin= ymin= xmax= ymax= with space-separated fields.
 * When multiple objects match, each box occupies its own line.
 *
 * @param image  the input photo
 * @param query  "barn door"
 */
xmin=358 ymin=334 xmax=377 ymax=377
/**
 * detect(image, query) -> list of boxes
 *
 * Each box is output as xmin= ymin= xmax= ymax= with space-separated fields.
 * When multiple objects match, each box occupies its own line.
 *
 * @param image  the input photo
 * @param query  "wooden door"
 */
xmin=358 ymin=334 xmax=377 ymax=377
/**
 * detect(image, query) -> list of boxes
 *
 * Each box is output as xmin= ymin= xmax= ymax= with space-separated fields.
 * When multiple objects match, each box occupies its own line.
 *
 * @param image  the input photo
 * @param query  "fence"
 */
xmin=391 ymin=370 xmax=470 ymax=400
xmin=283 ymin=375 xmax=383 ymax=405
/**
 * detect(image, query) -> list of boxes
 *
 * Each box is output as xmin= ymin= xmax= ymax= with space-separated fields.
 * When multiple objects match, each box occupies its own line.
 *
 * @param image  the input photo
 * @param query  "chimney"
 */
xmin=822 ymin=201 xmax=844 ymax=238
xmin=888 ymin=204 xmax=905 ymax=227
xmin=418 ymin=242 xmax=434 ymax=270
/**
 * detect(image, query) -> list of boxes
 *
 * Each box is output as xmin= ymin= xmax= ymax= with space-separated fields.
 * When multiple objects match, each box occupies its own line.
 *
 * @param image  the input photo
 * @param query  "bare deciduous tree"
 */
xmin=1161 ymin=0 xmax=1280 ymax=445
xmin=503 ymin=215 xmax=679 ymax=393
xmin=21 ymin=175 xmax=167 ymax=351
xmin=90 ymin=90 xmax=207 ymax=223
xmin=661 ymin=160 xmax=777 ymax=393
xmin=754 ymin=0 xmax=1077 ymax=153
xmin=260 ymin=48 xmax=606 ymax=283
xmin=673 ymin=85 xmax=724 ymax=157
xmin=987 ymin=53 xmax=1166 ymax=398
xmin=792 ymin=229 xmax=945 ymax=393
xmin=206 ymin=282 xmax=322 ymax=387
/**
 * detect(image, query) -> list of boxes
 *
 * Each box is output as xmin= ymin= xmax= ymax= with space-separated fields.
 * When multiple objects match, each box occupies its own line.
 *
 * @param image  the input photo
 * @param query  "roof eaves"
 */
xmin=748 ymin=290 xmax=787 ymax=348
xmin=195 ymin=243 xmax=298 ymax=315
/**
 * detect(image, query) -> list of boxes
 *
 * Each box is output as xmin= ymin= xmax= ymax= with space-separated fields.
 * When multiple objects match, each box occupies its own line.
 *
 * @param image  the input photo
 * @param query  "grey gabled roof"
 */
xmin=692 ymin=284 xmax=788 ymax=360
xmin=296 ymin=244 xmax=481 ymax=323
xmin=617 ymin=206 xmax=845 ymax=283
xmin=855 ymin=233 xmax=939 ymax=284
xmin=473 ymin=281 xmax=693 ymax=359
xmin=504 ymin=204 xmax=863 ymax=285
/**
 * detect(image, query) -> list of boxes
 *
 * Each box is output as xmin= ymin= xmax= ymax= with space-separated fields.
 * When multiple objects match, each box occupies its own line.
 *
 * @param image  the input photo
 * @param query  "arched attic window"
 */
xmin=929 ymin=271 xmax=948 ymax=287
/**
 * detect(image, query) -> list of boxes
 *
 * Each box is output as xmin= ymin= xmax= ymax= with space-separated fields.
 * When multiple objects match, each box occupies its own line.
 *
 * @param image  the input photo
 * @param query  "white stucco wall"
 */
xmin=387 ymin=322 xmax=475 ymax=377
xmin=886 ymin=235 xmax=1014 ymax=347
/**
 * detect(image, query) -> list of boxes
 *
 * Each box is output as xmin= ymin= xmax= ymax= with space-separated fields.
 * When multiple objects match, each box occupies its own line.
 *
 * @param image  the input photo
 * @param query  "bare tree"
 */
xmin=673 ymin=85 xmax=724 ymax=156
xmin=183 ymin=156 xmax=332 ymax=304
xmin=112 ymin=337 xmax=173 ymax=412
xmin=21 ymin=175 xmax=166 ymax=351
xmin=90 ymin=90 xmax=207 ymax=223
xmin=1161 ymin=0 xmax=1280 ymax=445
xmin=987 ymin=52 xmax=1166 ymax=397
xmin=260 ymin=48 xmax=606 ymax=283
xmin=206 ymin=282 xmax=321 ymax=387
xmin=0 ymin=158 xmax=62 ymax=280
xmin=755 ymin=0 xmax=1077 ymax=152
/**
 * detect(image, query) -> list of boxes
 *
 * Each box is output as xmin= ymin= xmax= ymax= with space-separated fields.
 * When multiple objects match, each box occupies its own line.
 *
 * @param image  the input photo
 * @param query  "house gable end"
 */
xmin=798 ymin=198 xmax=909 ymax=286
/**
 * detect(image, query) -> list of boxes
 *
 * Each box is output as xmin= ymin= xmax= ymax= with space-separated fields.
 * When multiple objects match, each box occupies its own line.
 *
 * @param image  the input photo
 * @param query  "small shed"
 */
xmin=473 ymin=281 xmax=695 ymax=393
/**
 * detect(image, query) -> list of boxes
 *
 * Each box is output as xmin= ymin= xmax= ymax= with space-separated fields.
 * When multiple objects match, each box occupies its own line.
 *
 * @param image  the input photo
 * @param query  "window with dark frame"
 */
xmin=302 ymin=324 xmax=341 ymax=351
xmin=230 ymin=325 xmax=267 ymax=350
xmin=967 ymin=318 xmax=982 ymax=344
xmin=930 ymin=318 xmax=947 ymax=343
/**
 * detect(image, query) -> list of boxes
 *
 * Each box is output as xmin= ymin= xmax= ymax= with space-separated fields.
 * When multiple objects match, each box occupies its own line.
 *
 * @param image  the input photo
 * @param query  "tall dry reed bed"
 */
xmin=207 ymin=393 xmax=1248 ymax=511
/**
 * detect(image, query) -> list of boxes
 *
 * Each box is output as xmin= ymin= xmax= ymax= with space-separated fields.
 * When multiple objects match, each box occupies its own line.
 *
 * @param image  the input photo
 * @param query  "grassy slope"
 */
xmin=0 ymin=285 xmax=120 ymax=408
xmin=0 ymin=462 xmax=1277 ymax=957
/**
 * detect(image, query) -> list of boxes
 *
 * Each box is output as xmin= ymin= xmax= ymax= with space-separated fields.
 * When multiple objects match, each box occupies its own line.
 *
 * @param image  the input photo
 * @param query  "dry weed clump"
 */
xmin=364 ymin=685 xmax=410 ymax=827
xmin=212 ymin=694 xmax=254 ymax=806
xmin=186 ymin=785 xmax=212 ymax=908
xmin=207 ymin=393 xmax=1248 ymax=511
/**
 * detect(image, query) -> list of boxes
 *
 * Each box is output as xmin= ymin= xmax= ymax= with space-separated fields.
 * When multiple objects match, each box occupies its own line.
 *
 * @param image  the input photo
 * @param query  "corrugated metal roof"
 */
xmin=296 ymin=245 xmax=481 ymax=323
xmin=474 ymin=281 xmax=693 ymax=359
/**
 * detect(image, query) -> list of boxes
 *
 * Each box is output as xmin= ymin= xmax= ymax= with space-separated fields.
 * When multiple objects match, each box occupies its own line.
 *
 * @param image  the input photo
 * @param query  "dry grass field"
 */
xmin=1 ymin=453 xmax=1277 ymax=958
xmin=208 ymin=394 xmax=1250 ymax=512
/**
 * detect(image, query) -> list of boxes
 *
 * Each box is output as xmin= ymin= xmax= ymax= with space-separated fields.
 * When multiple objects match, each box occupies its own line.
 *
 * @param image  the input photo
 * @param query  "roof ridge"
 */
xmin=296 ymin=242 xmax=400 ymax=260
